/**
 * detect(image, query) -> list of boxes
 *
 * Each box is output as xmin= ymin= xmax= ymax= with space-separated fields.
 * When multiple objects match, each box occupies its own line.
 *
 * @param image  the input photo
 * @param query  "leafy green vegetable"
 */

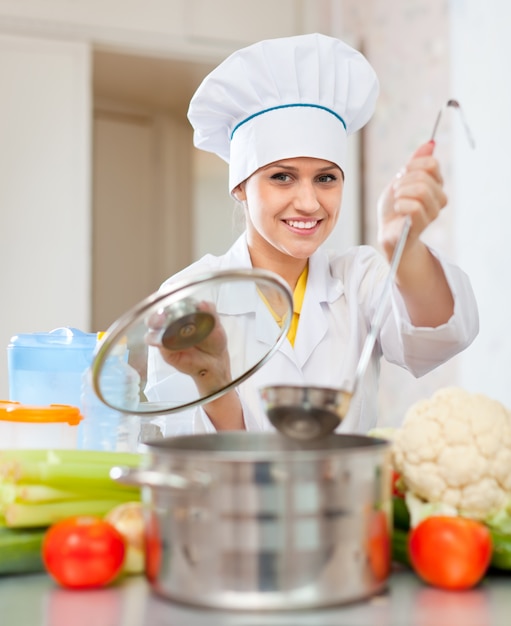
xmin=392 ymin=496 xmax=410 ymax=530
xmin=391 ymin=527 xmax=410 ymax=567
xmin=489 ymin=528 xmax=511 ymax=570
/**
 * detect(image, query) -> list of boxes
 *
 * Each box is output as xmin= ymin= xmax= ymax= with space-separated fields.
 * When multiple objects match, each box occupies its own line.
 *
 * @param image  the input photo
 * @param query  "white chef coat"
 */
xmin=145 ymin=234 xmax=478 ymax=435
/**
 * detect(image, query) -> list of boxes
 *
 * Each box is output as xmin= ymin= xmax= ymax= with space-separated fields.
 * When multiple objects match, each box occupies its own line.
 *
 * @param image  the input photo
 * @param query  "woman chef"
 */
xmin=144 ymin=33 xmax=479 ymax=435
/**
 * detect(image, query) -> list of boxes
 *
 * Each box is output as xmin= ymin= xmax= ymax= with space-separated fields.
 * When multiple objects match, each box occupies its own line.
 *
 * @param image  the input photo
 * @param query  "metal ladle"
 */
xmin=431 ymin=99 xmax=476 ymax=149
xmin=260 ymin=99 xmax=475 ymax=440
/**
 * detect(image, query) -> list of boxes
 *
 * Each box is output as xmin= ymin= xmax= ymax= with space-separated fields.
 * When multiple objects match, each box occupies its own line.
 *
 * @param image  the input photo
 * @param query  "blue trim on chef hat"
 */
xmin=230 ymin=103 xmax=347 ymax=140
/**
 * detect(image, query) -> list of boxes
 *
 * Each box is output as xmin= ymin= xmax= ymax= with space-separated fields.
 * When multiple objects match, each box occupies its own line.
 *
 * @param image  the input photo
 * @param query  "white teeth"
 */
xmin=286 ymin=220 xmax=318 ymax=229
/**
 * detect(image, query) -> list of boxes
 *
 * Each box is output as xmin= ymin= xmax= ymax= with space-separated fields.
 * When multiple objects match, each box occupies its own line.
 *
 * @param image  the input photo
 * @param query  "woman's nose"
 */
xmin=292 ymin=181 xmax=321 ymax=212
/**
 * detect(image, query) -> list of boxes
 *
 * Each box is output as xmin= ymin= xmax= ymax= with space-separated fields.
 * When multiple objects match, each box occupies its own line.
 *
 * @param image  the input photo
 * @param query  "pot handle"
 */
xmin=110 ymin=466 xmax=211 ymax=490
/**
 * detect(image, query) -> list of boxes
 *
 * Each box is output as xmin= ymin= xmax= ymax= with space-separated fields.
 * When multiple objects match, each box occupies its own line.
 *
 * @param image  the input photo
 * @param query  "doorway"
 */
xmin=91 ymin=48 xmax=215 ymax=330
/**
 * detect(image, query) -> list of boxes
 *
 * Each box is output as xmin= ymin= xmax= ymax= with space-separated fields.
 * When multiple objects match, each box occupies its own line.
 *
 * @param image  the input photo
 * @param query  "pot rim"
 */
xmin=139 ymin=431 xmax=389 ymax=462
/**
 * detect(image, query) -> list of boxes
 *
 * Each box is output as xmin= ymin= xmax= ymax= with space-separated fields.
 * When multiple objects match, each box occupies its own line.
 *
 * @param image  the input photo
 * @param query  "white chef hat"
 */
xmin=188 ymin=33 xmax=379 ymax=192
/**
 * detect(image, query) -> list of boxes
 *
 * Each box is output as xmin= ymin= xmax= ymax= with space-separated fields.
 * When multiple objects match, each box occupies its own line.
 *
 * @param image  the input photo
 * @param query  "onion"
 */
xmin=105 ymin=502 xmax=145 ymax=574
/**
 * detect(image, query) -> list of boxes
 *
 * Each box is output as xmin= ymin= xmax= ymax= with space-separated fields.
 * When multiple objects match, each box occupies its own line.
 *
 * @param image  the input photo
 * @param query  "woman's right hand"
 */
xmin=145 ymin=301 xmax=232 ymax=397
xmin=146 ymin=300 xmax=244 ymax=430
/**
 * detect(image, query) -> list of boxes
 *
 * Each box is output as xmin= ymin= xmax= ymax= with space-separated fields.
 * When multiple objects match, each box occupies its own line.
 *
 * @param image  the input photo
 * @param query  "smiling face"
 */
xmin=233 ymin=157 xmax=344 ymax=275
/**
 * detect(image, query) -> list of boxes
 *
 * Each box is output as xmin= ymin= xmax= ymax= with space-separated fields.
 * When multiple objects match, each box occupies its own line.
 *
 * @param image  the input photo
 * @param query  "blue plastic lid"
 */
xmin=8 ymin=327 xmax=97 ymax=349
xmin=7 ymin=327 xmax=98 ymax=373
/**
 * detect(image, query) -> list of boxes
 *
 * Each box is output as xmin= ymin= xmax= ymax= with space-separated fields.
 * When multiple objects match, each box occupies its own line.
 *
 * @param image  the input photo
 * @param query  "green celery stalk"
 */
xmin=4 ymin=483 xmax=139 ymax=504
xmin=0 ymin=526 xmax=46 ymax=574
xmin=0 ymin=449 xmax=142 ymax=529
xmin=5 ymin=498 xmax=136 ymax=528
xmin=2 ymin=460 xmax=133 ymax=490
xmin=0 ymin=483 xmax=16 ymax=506
xmin=0 ymin=449 xmax=142 ymax=466
xmin=0 ymin=450 xmax=141 ymax=487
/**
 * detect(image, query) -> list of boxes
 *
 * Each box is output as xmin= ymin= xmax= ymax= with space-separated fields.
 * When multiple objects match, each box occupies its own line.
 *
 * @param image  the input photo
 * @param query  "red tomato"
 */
xmin=42 ymin=516 xmax=126 ymax=590
xmin=367 ymin=509 xmax=391 ymax=582
xmin=145 ymin=513 xmax=162 ymax=584
xmin=408 ymin=516 xmax=492 ymax=591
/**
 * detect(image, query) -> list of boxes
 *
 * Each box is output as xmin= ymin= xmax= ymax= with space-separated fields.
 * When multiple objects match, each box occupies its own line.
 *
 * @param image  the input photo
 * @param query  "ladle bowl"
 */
xmin=260 ymin=385 xmax=352 ymax=440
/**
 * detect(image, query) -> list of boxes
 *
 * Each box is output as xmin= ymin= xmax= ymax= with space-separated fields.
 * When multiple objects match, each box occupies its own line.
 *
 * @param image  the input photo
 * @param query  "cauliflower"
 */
xmin=392 ymin=387 xmax=511 ymax=522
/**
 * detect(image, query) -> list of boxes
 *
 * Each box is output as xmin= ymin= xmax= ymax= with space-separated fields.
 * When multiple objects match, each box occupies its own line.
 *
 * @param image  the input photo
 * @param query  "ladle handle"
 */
xmin=352 ymin=216 xmax=411 ymax=392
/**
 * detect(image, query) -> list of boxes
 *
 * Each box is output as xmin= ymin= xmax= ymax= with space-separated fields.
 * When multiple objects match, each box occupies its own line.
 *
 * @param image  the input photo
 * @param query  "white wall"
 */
xmin=450 ymin=0 xmax=511 ymax=405
xmin=0 ymin=35 xmax=91 ymax=398
xmin=0 ymin=0 xmax=328 ymax=61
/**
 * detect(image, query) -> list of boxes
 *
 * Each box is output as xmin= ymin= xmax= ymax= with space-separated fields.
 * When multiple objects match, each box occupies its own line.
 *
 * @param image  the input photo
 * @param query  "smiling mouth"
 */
xmin=284 ymin=219 xmax=319 ymax=230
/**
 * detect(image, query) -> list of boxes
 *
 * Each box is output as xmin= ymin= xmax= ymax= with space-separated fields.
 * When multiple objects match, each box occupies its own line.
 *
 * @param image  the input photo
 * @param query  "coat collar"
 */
xmin=221 ymin=233 xmax=344 ymax=301
xmin=218 ymin=234 xmax=345 ymax=367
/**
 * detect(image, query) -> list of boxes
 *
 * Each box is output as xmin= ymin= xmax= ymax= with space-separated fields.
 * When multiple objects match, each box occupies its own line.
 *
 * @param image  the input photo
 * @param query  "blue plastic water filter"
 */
xmin=7 ymin=327 xmax=97 ymax=407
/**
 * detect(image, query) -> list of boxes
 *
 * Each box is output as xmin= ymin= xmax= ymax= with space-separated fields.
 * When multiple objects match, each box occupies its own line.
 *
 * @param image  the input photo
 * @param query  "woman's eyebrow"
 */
xmin=264 ymin=163 xmax=297 ymax=171
xmin=317 ymin=165 xmax=341 ymax=172
xmin=265 ymin=163 xmax=340 ymax=172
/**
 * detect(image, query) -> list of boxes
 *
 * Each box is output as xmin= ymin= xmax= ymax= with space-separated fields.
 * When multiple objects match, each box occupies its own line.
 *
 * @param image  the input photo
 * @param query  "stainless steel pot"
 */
xmin=111 ymin=432 xmax=392 ymax=611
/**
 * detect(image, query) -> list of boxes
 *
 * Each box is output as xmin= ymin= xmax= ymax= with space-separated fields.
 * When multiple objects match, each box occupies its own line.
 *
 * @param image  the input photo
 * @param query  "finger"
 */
xmin=197 ymin=300 xmax=217 ymax=314
xmin=394 ymin=194 xmax=447 ymax=232
xmin=394 ymin=177 xmax=447 ymax=207
xmin=394 ymin=198 xmax=438 ymax=226
xmin=410 ymin=140 xmax=436 ymax=159
xmin=144 ymin=328 xmax=164 ymax=347
xmin=394 ymin=159 xmax=438 ymax=188
xmin=398 ymin=158 xmax=444 ymax=188
xmin=395 ymin=183 xmax=447 ymax=218
xmin=145 ymin=309 xmax=168 ymax=331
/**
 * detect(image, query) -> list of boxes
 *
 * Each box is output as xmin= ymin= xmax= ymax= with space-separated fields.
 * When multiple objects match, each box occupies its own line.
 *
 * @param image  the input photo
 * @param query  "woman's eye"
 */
xmin=270 ymin=173 xmax=291 ymax=182
xmin=317 ymin=174 xmax=337 ymax=183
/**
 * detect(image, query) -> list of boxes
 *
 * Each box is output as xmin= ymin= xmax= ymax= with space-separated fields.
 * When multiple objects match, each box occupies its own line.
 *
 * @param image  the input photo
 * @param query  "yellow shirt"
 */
xmin=259 ymin=265 xmax=308 ymax=347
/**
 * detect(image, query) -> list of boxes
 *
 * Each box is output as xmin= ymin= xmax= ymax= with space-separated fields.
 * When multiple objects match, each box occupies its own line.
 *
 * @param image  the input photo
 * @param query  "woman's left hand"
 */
xmin=377 ymin=140 xmax=447 ymax=261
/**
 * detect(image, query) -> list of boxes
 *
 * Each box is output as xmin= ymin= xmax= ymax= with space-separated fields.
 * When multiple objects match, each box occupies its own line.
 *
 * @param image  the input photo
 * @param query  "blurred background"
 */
xmin=0 ymin=0 xmax=507 ymax=426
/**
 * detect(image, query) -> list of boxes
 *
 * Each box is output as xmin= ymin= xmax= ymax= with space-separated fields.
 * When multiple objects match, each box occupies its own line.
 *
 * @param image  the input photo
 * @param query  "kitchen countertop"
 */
xmin=1 ymin=568 xmax=509 ymax=626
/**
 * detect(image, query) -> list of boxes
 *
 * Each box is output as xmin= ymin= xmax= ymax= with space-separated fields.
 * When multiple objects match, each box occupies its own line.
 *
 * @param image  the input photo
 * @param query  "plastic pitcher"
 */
xmin=7 ymin=327 xmax=97 ymax=408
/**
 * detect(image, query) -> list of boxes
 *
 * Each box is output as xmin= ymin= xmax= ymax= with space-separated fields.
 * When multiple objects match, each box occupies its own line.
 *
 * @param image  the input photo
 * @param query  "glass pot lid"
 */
xmin=90 ymin=268 xmax=293 ymax=415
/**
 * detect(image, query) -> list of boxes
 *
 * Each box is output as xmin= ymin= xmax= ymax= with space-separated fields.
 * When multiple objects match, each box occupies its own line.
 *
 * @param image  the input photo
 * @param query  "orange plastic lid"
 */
xmin=0 ymin=401 xmax=83 ymax=425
